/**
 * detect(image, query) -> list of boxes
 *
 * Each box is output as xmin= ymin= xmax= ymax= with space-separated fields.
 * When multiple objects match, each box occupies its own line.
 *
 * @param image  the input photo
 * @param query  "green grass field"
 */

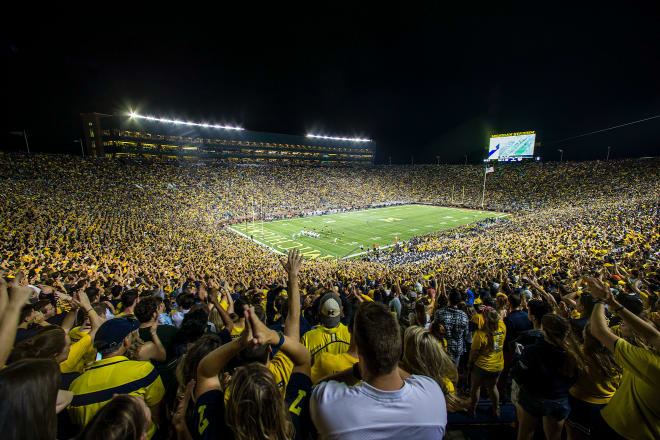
xmin=230 ymin=204 xmax=506 ymax=260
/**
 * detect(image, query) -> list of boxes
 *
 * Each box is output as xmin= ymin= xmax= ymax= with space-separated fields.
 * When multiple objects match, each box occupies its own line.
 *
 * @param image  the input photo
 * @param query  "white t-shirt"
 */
xmin=311 ymin=374 xmax=447 ymax=440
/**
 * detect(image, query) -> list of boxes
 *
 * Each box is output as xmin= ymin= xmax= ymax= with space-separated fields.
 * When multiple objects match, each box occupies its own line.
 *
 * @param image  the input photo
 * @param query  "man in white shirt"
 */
xmin=311 ymin=302 xmax=447 ymax=439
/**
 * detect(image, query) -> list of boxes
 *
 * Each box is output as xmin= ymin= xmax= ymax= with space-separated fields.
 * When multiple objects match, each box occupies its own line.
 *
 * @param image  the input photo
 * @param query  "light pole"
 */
xmin=74 ymin=139 xmax=84 ymax=157
xmin=464 ymin=154 xmax=468 ymax=165
xmin=606 ymin=146 xmax=611 ymax=161
xmin=557 ymin=149 xmax=563 ymax=162
xmin=10 ymin=130 xmax=30 ymax=153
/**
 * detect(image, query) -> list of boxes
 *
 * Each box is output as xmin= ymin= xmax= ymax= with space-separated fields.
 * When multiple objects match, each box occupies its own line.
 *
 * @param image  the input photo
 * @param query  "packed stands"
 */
xmin=0 ymin=152 xmax=658 ymax=439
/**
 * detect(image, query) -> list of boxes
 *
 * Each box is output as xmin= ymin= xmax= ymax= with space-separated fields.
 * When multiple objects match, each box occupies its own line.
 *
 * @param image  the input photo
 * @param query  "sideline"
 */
xmin=229 ymin=227 xmax=285 ymax=256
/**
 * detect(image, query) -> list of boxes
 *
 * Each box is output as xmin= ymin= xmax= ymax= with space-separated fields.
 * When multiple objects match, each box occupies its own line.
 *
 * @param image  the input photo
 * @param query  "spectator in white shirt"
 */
xmin=311 ymin=302 xmax=447 ymax=439
xmin=171 ymin=294 xmax=195 ymax=328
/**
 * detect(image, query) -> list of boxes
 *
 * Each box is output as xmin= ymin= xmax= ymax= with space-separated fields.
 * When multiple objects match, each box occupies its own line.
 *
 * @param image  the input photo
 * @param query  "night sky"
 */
xmin=4 ymin=7 xmax=660 ymax=164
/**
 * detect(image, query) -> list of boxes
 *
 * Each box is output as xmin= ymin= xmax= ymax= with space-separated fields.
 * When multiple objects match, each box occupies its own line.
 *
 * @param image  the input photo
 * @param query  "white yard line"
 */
xmin=229 ymin=227 xmax=285 ymax=255
xmin=343 ymin=243 xmax=396 ymax=259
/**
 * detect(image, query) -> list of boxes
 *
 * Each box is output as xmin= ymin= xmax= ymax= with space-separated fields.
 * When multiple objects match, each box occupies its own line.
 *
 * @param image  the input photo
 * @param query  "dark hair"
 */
xmin=134 ymin=296 xmax=159 ymax=323
xmin=528 ymin=300 xmax=552 ymax=323
xmin=85 ymin=287 xmax=100 ymax=303
xmin=12 ymin=325 xmax=66 ymax=361
xmin=121 ymin=289 xmax=139 ymax=309
xmin=354 ymin=302 xmax=402 ymax=376
xmin=508 ymin=293 xmax=522 ymax=309
xmin=234 ymin=296 xmax=249 ymax=315
xmin=177 ymin=293 xmax=196 ymax=310
xmin=435 ymin=293 xmax=449 ymax=309
xmin=616 ymin=294 xmax=644 ymax=316
xmin=78 ymin=395 xmax=149 ymax=440
xmin=111 ymin=285 xmax=123 ymax=297
xmin=173 ymin=308 xmax=209 ymax=346
xmin=542 ymin=314 xmax=584 ymax=377
xmin=449 ymin=290 xmax=462 ymax=306
xmin=0 ymin=359 xmax=60 ymax=439
xmin=482 ymin=296 xmax=496 ymax=308
xmin=237 ymin=344 xmax=270 ymax=365
xmin=413 ymin=301 xmax=427 ymax=327
xmin=578 ymin=294 xmax=597 ymax=319
xmin=19 ymin=304 xmax=35 ymax=322
xmin=33 ymin=299 xmax=52 ymax=314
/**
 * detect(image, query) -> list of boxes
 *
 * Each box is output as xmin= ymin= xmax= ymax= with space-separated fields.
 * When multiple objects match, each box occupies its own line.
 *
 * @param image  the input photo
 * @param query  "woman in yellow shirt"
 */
xmin=566 ymin=322 xmax=621 ymax=440
xmin=468 ymin=308 xmax=506 ymax=418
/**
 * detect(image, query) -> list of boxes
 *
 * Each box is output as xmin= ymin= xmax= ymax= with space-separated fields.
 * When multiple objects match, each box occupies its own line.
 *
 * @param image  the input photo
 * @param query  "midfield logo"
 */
xmin=378 ymin=217 xmax=402 ymax=223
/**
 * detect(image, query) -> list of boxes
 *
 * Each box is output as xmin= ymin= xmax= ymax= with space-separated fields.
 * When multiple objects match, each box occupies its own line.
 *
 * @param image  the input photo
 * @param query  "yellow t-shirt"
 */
xmin=569 ymin=347 xmax=621 ymax=404
xmin=311 ymin=351 xmax=358 ymax=384
xmin=471 ymin=313 xmax=484 ymax=330
xmin=443 ymin=377 xmax=455 ymax=395
xmin=301 ymin=323 xmax=351 ymax=365
xmin=60 ymin=333 xmax=92 ymax=374
xmin=68 ymin=327 xmax=98 ymax=371
xmin=68 ymin=356 xmax=165 ymax=437
xmin=230 ymin=325 xmax=245 ymax=340
xmin=269 ymin=351 xmax=294 ymax=396
xmin=471 ymin=320 xmax=506 ymax=372
xmin=600 ymin=339 xmax=660 ymax=440
xmin=224 ymin=352 xmax=294 ymax=403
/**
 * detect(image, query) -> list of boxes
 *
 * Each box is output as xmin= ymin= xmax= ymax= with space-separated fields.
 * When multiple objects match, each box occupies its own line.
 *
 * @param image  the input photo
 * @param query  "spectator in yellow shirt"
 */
xmin=468 ymin=307 xmax=506 ymax=418
xmin=301 ymin=292 xmax=350 ymax=364
xmin=311 ymin=313 xmax=358 ymax=384
xmin=566 ymin=322 xmax=621 ymax=440
xmin=585 ymin=277 xmax=660 ymax=440
xmin=68 ymin=317 xmax=165 ymax=438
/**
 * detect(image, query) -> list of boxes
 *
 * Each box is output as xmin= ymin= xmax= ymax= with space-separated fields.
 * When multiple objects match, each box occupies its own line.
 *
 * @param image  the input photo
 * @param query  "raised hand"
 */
xmin=245 ymin=305 xmax=278 ymax=346
xmin=280 ymin=249 xmax=303 ymax=277
xmin=582 ymin=276 xmax=612 ymax=301
xmin=8 ymin=273 xmax=32 ymax=306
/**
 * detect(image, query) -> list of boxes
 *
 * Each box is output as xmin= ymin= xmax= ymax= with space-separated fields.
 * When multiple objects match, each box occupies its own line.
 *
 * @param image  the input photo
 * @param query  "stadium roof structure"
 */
xmin=81 ymin=112 xmax=375 ymax=165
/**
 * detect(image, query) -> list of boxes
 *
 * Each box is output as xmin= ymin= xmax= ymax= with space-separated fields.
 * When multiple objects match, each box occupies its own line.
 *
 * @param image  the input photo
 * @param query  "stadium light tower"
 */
xmin=557 ymin=149 xmax=563 ymax=162
xmin=607 ymin=146 xmax=611 ymax=161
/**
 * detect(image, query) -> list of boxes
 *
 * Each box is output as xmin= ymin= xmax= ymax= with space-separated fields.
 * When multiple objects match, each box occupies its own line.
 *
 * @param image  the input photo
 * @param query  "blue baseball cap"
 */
xmin=95 ymin=317 xmax=140 ymax=350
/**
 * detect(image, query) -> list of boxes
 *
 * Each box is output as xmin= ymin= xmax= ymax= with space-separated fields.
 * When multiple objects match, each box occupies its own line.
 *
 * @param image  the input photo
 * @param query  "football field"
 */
xmin=230 ymin=204 xmax=505 ymax=260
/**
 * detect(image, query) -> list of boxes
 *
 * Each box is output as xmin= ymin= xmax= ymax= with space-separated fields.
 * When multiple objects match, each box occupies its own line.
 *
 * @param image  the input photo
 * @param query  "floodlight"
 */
xmin=128 ymin=111 xmax=244 ymax=130
xmin=306 ymin=133 xmax=371 ymax=142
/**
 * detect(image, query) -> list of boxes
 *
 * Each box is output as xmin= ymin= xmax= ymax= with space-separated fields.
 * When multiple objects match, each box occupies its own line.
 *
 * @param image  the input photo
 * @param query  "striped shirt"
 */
xmin=68 ymin=355 xmax=165 ymax=429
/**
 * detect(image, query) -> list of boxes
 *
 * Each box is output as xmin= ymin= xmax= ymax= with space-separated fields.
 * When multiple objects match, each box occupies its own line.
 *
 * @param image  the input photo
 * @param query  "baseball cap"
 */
xmin=95 ymin=317 xmax=140 ymax=351
xmin=409 ymin=291 xmax=418 ymax=299
xmin=318 ymin=292 xmax=341 ymax=328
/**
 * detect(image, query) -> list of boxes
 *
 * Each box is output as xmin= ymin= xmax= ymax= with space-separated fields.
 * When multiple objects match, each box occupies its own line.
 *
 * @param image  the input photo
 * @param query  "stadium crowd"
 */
xmin=0 ymin=152 xmax=659 ymax=439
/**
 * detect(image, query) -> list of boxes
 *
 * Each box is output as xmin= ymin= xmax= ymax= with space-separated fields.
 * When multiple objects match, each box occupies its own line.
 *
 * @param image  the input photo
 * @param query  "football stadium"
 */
xmin=3 ymin=15 xmax=660 ymax=440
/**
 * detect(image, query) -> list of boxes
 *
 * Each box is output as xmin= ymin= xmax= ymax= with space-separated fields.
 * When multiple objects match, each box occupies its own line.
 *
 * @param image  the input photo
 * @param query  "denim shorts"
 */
xmin=518 ymin=386 xmax=571 ymax=420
